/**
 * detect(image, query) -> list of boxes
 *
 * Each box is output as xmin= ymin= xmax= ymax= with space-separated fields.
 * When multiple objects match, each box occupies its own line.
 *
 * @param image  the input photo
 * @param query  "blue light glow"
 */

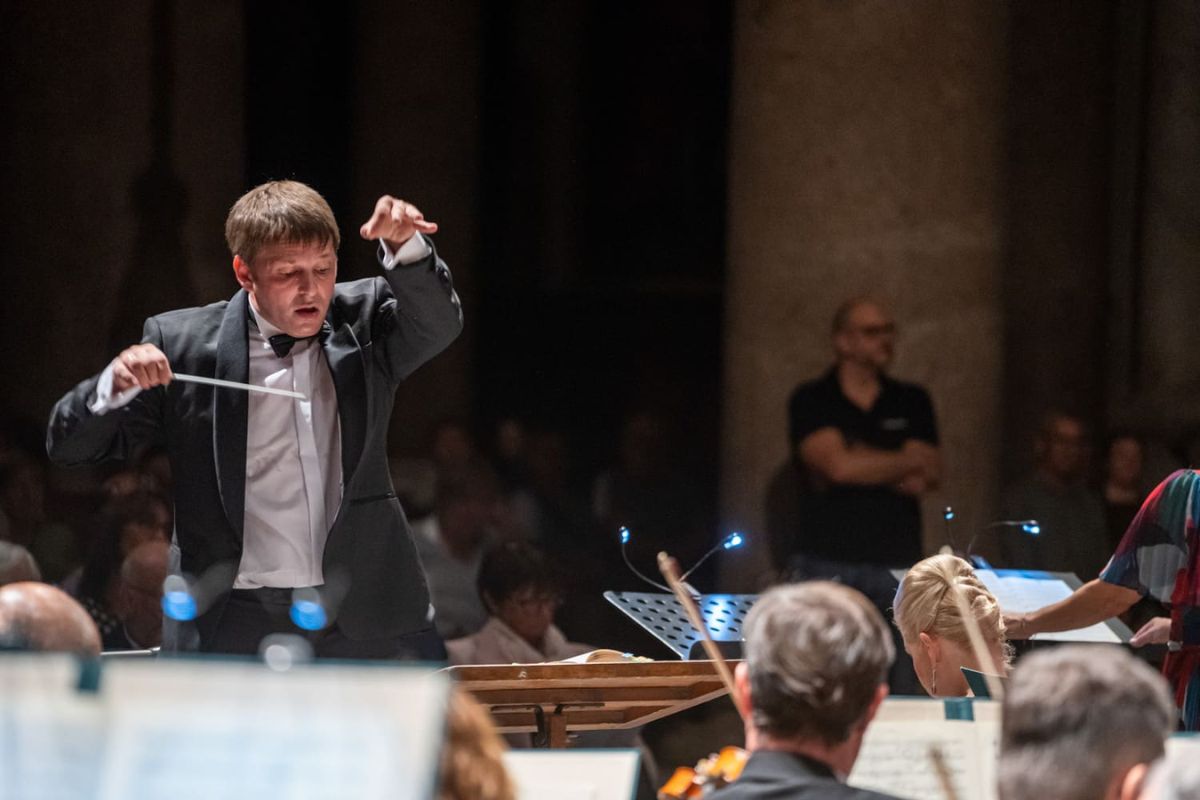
xmin=944 ymin=507 xmax=956 ymax=521
xmin=162 ymin=590 xmax=197 ymax=622
xmin=723 ymin=532 xmax=744 ymax=550
xmin=1023 ymin=523 xmax=1041 ymax=536
xmin=619 ymin=526 xmax=630 ymax=544
xmin=290 ymin=599 xmax=328 ymax=631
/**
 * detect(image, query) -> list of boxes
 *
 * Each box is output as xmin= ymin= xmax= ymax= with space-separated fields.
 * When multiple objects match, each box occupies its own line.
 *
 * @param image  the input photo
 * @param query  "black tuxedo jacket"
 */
xmin=710 ymin=751 xmax=900 ymax=800
xmin=47 ymin=245 xmax=462 ymax=647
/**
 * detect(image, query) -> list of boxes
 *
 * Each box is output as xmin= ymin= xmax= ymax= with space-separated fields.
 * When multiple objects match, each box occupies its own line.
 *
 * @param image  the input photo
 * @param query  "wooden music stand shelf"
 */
xmin=446 ymin=659 xmax=737 ymax=748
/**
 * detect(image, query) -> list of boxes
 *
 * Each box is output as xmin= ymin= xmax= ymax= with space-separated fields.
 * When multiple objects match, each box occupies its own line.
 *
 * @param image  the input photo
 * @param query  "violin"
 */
xmin=654 ymin=553 xmax=750 ymax=800
xmin=658 ymin=746 xmax=748 ymax=799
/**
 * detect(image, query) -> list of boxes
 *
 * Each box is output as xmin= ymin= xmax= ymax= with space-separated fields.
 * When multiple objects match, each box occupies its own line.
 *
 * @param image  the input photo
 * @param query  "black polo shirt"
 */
xmin=787 ymin=368 xmax=938 ymax=567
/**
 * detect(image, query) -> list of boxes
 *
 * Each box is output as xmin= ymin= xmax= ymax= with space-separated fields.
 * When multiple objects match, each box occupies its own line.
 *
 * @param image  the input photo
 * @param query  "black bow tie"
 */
xmin=267 ymin=322 xmax=332 ymax=358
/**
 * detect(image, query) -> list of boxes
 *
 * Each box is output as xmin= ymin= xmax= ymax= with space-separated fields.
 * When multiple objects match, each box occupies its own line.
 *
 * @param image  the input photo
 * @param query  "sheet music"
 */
xmin=974 ymin=570 xmax=1122 ymax=643
xmin=849 ymin=720 xmax=996 ymax=800
xmin=97 ymin=659 xmax=447 ymax=800
xmin=504 ymin=750 xmax=640 ymax=800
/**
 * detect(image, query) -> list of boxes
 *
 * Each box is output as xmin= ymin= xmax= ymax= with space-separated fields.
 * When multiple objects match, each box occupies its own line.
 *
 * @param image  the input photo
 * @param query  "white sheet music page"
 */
xmin=97 ymin=659 xmax=447 ymax=800
xmin=0 ymin=654 xmax=104 ymax=800
xmin=848 ymin=719 xmax=996 ymax=800
xmin=974 ymin=570 xmax=1121 ymax=643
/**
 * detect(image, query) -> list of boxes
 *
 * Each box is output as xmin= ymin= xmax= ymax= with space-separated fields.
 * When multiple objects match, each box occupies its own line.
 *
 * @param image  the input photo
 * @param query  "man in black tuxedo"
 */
xmin=713 ymin=582 xmax=900 ymax=800
xmin=47 ymin=180 xmax=463 ymax=659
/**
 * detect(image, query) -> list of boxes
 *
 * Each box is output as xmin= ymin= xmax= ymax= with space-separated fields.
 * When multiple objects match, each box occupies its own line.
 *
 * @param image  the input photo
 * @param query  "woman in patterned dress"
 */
xmin=1007 ymin=469 xmax=1200 ymax=728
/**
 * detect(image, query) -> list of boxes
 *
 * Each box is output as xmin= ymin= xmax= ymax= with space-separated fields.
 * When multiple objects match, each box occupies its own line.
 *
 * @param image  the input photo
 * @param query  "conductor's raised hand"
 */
xmin=359 ymin=195 xmax=438 ymax=250
xmin=110 ymin=343 xmax=173 ymax=393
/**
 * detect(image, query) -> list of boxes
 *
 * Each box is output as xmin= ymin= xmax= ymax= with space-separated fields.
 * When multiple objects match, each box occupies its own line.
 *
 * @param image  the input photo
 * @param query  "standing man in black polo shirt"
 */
xmin=786 ymin=297 xmax=939 ymax=689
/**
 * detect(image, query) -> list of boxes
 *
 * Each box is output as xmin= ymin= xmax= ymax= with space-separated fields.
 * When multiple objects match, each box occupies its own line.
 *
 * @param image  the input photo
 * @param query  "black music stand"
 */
xmin=603 ymin=591 xmax=757 ymax=660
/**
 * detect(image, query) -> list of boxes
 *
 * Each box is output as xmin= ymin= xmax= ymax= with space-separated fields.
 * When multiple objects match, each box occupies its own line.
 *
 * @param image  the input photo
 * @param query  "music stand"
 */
xmin=446 ymin=659 xmax=735 ymax=748
xmin=603 ymin=591 xmax=757 ymax=660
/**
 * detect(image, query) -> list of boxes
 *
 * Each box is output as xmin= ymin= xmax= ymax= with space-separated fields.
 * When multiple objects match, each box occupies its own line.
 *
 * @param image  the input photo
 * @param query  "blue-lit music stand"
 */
xmin=603 ymin=591 xmax=757 ymax=660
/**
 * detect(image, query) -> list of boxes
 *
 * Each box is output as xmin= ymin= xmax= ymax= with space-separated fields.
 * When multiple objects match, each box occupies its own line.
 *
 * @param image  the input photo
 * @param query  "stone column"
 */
xmin=720 ymin=1 xmax=1008 ymax=587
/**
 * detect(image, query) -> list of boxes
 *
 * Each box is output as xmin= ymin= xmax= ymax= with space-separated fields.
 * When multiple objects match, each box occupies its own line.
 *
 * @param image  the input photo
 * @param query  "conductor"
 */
xmin=47 ymin=180 xmax=463 ymax=659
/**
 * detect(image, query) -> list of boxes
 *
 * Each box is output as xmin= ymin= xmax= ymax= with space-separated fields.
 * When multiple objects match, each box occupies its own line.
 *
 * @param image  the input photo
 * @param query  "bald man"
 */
xmin=0 ymin=581 xmax=101 ymax=656
xmin=109 ymin=540 xmax=169 ymax=650
xmin=786 ymin=298 xmax=940 ymax=693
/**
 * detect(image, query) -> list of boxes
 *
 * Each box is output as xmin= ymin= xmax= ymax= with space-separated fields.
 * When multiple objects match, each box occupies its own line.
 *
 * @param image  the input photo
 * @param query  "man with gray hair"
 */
xmin=999 ymin=644 xmax=1174 ymax=800
xmin=713 ymin=582 xmax=900 ymax=799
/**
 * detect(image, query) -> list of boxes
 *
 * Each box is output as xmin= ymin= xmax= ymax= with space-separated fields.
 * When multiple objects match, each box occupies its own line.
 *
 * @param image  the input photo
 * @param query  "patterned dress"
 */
xmin=1100 ymin=468 xmax=1200 ymax=729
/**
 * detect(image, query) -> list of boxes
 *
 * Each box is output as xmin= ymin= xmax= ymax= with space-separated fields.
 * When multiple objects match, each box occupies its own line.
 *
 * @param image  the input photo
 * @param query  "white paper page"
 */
xmin=874 ymin=697 xmax=951 ymax=723
xmin=975 ymin=570 xmax=1121 ymax=643
xmin=0 ymin=654 xmax=103 ymax=800
xmin=98 ymin=659 xmax=447 ymax=800
xmin=504 ymin=750 xmax=639 ymax=800
xmin=849 ymin=720 xmax=993 ymax=800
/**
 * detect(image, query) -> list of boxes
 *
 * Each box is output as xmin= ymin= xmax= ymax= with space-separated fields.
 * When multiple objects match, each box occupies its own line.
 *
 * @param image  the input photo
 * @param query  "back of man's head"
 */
xmin=0 ymin=582 xmax=101 ymax=656
xmin=999 ymin=645 xmax=1173 ymax=800
xmin=743 ymin=581 xmax=894 ymax=746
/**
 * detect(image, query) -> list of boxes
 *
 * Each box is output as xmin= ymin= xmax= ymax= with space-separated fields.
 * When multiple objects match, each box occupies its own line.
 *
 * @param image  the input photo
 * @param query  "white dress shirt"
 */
xmin=90 ymin=235 xmax=432 ymax=589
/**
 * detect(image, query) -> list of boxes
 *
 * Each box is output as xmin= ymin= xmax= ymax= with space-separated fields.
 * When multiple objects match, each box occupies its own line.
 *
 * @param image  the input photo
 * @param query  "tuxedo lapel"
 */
xmin=213 ymin=291 xmax=249 ymax=540
xmin=323 ymin=321 xmax=367 ymax=493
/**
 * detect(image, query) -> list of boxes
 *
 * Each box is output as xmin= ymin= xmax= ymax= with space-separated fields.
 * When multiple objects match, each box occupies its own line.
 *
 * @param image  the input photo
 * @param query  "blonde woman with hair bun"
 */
xmin=893 ymin=554 xmax=1010 ymax=697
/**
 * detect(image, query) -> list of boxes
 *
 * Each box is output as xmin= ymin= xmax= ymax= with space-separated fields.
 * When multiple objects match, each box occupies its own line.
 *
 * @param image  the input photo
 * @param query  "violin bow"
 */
xmin=657 ymin=551 xmax=749 ymax=722
xmin=948 ymin=583 xmax=1005 ymax=700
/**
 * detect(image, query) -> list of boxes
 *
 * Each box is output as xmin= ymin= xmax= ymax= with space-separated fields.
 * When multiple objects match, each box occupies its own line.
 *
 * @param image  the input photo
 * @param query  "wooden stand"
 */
xmin=446 ymin=659 xmax=736 ymax=748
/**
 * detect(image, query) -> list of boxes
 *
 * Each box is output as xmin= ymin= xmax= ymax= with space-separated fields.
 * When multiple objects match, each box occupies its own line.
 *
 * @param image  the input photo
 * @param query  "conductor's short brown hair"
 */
xmin=224 ymin=180 xmax=341 ymax=264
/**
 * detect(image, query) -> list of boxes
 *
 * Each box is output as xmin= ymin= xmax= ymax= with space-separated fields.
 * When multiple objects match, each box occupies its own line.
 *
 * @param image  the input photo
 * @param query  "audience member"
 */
xmin=711 ymin=582 xmax=899 ymax=800
xmin=893 ymin=554 xmax=1009 ymax=697
xmin=431 ymin=419 xmax=479 ymax=475
xmin=1104 ymin=432 xmax=1148 ymax=550
xmin=107 ymin=540 xmax=169 ymax=650
xmin=0 ymin=581 xmax=101 ymax=656
xmin=0 ymin=541 xmax=41 ymax=585
xmin=491 ymin=416 xmax=530 ymax=493
xmin=70 ymin=491 xmax=171 ymax=644
xmin=447 ymin=541 xmax=587 ymax=666
xmin=1000 ymin=411 xmax=1108 ymax=578
xmin=437 ymin=686 xmax=516 ymax=800
xmin=998 ymin=645 xmax=1173 ymax=800
xmin=0 ymin=454 xmax=79 ymax=582
xmin=415 ymin=460 xmax=502 ymax=639
xmin=592 ymin=410 xmax=707 ymax=573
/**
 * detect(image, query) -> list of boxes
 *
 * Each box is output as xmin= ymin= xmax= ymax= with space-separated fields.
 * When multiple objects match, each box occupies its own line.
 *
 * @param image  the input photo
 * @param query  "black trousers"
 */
xmin=202 ymin=589 xmax=447 ymax=662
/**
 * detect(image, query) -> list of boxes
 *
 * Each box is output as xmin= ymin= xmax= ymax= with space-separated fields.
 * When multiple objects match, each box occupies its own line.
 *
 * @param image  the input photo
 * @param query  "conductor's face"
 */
xmin=234 ymin=240 xmax=337 ymax=338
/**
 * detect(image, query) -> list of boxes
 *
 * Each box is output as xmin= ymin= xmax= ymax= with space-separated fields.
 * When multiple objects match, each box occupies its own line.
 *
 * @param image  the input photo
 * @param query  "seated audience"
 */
xmin=447 ymin=541 xmax=587 ymax=665
xmin=998 ymin=644 xmax=1172 ymax=800
xmin=1000 ymin=410 xmax=1108 ymax=578
xmin=0 ymin=581 xmax=101 ymax=656
xmin=415 ymin=461 xmax=503 ymax=639
xmin=712 ymin=582 xmax=899 ymax=800
xmin=893 ymin=554 xmax=1009 ymax=696
xmin=1103 ymin=432 xmax=1148 ymax=551
xmin=70 ymin=491 xmax=171 ymax=643
xmin=106 ymin=540 xmax=169 ymax=650
xmin=0 ymin=541 xmax=41 ymax=585
xmin=437 ymin=686 xmax=516 ymax=800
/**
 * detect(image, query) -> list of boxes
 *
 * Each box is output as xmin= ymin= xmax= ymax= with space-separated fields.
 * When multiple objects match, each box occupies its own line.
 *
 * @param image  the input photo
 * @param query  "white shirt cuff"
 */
xmin=378 ymin=233 xmax=432 ymax=270
xmin=88 ymin=363 xmax=142 ymax=414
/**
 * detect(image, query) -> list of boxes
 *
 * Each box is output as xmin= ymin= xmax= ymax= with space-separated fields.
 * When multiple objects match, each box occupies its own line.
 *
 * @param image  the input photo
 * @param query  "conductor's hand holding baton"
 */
xmin=110 ymin=343 xmax=173 ymax=393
